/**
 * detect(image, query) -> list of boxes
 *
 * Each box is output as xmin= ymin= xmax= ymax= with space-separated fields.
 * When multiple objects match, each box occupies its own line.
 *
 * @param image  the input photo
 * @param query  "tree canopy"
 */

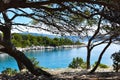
xmin=0 ymin=0 xmax=120 ymax=34
xmin=0 ymin=0 xmax=120 ymax=76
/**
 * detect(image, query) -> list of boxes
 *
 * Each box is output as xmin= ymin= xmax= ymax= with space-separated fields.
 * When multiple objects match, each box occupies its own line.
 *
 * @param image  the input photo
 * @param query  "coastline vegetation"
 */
xmin=69 ymin=57 xmax=109 ymax=69
xmin=93 ymin=61 xmax=108 ymax=68
xmin=68 ymin=57 xmax=86 ymax=69
xmin=1 ymin=68 xmax=17 ymax=76
xmin=12 ymin=33 xmax=82 ymax=48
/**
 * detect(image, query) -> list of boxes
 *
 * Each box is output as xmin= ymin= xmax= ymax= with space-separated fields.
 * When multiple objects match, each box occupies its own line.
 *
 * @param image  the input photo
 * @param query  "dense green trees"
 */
xmin=12 ymin=33 xmax=81 ymax=48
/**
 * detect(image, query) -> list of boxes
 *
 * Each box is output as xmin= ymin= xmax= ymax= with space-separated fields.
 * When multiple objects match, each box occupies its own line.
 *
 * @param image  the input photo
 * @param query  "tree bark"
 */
xmin=116 ymin=63 xmax=119 ymax=72
xmin=86 ymin=47 xmax=91 ymax=69
xmin=16 ymin=59 xmax=25 ymax=71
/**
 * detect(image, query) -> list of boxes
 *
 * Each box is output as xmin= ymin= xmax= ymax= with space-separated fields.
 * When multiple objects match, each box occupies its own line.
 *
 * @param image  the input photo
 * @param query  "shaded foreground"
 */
xmin=0 ymin=68 xmax=120 ymax=80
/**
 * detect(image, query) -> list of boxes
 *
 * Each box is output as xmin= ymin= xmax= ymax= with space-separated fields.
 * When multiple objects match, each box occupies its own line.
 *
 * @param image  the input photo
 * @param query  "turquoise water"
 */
xmin=0 ymin=44 xmax=120 ymax=72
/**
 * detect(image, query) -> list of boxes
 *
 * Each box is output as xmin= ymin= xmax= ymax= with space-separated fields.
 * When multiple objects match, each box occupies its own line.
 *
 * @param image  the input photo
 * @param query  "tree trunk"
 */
xmin=116 ymin=63 xmax=119 ymax=72
xmin=2 ymin=27 xmax=11 ymax=42
xmin=86 ymin=47 xmax=91 ymax=69
xmin=90 ymin=39 xmax=112 ymax=73
xmin=0 ymin=41 xmax=52 ymax=76
xmin=16 ymin=59 xmax=25 ymax=71
xmin=12 ymin=50 xmax=51 ymax=76
xmin=0 ymin=11 xmax=52 ymax=76
xmin=86 ymin=15 xmax=103 ymax=70
xmin=2 ymin=25 xmax=25 ymax=71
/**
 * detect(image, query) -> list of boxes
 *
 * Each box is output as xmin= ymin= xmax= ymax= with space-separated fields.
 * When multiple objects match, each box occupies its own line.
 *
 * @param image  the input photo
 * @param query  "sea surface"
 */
xmin=0 ymin=43 xmax=120 ymax=72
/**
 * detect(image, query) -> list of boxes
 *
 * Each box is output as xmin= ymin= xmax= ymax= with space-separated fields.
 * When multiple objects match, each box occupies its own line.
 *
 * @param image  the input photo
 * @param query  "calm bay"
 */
xmin=0 ymin=43 xmax=120 ymax=72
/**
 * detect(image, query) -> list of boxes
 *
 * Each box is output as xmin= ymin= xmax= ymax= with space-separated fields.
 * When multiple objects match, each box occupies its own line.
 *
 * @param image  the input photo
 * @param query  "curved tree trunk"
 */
xmin=10 ymin=49 xmax=51 ymax=76
xmin=0 ymin=11 xmax=52 ymax=76
xmin=16 ymin=59 xmax=25 ymax=71
xmin=90 ymin=39 xmax=112 ymax=73
xmin=0 ymin=46 xmax=52 ymax=76
xmin=86 ymin=16 xmax=103 ymax=70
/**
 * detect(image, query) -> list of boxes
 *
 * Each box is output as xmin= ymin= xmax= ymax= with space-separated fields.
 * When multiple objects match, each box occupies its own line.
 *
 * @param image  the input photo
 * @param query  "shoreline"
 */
xmin=17 ymin=44 xmax=86 ymax=52
xmin=1 ymin=67 xmax=119 ymax=80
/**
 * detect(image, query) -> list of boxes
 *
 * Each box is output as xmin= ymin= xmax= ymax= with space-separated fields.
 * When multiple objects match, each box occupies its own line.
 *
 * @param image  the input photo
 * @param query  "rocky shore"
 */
xmin=0 ymin=68 xmax=120 ymax=80
xmin=17 ymin=44 xmax=86 ymax=52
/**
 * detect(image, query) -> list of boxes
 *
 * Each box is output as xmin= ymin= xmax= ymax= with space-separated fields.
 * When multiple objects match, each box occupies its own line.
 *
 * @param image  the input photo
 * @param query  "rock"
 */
xmin=81 ymin=75 xmax=86 ymax=78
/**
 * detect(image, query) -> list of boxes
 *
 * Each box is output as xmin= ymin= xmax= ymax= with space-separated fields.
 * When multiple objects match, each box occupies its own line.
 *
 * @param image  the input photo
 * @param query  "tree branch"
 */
xmin=0 ymin=0 xmax=118 ymax=12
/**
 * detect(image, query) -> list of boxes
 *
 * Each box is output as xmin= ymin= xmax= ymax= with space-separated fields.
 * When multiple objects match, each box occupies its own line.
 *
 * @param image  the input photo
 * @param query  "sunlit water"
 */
xmin=0 ymin=44 xmax=120 ymax=72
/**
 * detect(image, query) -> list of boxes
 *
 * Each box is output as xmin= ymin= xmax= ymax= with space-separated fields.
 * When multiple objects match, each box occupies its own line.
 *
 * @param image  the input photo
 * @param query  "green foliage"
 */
xmin=93 ymin=62 xmax=108 ymax=68
xmin=12 ymin=39 xmax=22 ymax=47
xmin=12 ymin=33 xmax=81 ymax=47
xmin=68 ymin=57 xmax=86 ymax=69
xmin=29 ymin=57 xmax=47 ymax=69
xmin=2 ymin=68 xmax=17 ymax=76
xmin=111 ymin=51 xmax=120 ymax=72
xmin=29 ymin=57 xmax=39 ymax=68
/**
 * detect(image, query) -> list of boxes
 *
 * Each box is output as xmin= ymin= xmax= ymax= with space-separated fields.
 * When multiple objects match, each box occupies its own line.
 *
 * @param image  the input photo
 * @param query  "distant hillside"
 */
xmin=12 ymin=33 xmax=82 ymax=48
xmin=20 ymin=32 xmax=87 ymax=42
